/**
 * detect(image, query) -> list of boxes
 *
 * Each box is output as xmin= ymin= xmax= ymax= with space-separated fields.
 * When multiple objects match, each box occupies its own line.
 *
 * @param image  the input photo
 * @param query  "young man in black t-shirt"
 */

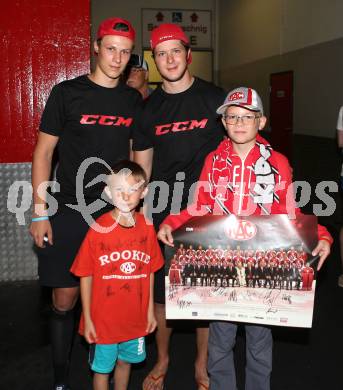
xmin=29 ymin=17 xmax=141 ymax=390
xmin=133 ymin=23 xmax=225 ymax=390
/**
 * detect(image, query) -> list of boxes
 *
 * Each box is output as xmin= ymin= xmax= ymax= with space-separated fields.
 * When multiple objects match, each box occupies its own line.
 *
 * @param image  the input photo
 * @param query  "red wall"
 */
xmin=0 ymin=0 xmax=90 ymax=163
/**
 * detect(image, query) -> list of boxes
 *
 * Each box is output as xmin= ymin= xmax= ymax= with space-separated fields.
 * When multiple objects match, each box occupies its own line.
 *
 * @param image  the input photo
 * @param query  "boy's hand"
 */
xmin=157 ymin=224 xmax=174 ymax=246
xmin=312 ymin=240 xmax=331 ymax=271
xmin=146 ymin=310 xmax=157 ymax=333
xmin=84 ymin=318 xmax=98 ymax=344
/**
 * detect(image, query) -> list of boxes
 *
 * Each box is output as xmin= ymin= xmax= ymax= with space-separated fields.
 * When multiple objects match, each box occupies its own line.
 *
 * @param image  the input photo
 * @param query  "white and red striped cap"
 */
xmin=216 ymin=87 xmax=264 ymax=115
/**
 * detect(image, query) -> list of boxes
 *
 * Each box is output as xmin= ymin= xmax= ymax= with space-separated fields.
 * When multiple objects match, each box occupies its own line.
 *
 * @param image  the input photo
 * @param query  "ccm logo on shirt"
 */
xmin=80 ymin=114 xmax=133 ymax=127
xmin=155 ymin=118 xmax=208 ymax=136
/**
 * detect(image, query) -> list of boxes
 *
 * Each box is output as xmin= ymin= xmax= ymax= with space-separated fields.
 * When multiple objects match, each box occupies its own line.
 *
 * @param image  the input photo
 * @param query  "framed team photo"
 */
xmin=165 ymin=214 xmax=318 ymax=328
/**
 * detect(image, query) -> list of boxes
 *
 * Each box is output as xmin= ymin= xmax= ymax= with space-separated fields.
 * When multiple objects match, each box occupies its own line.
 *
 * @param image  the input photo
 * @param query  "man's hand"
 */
xmin=157 ymin=224 xmax=174 ymax=246
xmin=29 ymin=219 xmax=53 ymax=247
xmin=312 ymin=240 xmax=331 ymax=270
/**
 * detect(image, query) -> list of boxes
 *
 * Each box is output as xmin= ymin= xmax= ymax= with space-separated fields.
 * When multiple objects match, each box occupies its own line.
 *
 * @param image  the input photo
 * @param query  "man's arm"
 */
xmin=134 ymin=148 xmax=153 ymax=181
xmin=29 ymin=131 xmax=59 ymax=247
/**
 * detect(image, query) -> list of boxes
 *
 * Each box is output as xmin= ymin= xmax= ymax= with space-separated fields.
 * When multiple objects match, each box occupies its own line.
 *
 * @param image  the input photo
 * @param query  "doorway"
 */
xmin=270 ymin=71 xmax=293 ymax=160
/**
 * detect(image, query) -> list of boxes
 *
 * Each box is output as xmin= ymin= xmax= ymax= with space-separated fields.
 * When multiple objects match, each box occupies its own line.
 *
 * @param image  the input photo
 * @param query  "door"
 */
xmin=270 ymin=71 xmax=293 ymax=160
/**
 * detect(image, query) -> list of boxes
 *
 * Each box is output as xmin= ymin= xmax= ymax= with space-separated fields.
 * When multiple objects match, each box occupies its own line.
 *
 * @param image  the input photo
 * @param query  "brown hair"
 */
xmin=108 ymin=160 xmax=147 ymax=186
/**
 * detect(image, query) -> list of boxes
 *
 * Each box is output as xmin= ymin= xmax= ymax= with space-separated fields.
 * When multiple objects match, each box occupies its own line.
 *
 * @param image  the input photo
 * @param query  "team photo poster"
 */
xmin=164 ymin=214 xmax=318 ymax=328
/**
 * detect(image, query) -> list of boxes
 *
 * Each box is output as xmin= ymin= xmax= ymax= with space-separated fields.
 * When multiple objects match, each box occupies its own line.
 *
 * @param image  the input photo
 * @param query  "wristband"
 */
xmin=32 ymin=216 xmax=49 ymax=222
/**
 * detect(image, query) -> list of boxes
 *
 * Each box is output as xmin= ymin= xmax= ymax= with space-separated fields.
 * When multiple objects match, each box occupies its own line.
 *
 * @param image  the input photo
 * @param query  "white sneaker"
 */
xmin=338 ymin=274 xmax=343 ymax=288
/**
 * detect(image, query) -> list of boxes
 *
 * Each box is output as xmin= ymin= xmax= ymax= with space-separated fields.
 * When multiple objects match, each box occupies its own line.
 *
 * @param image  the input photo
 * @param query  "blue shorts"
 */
xmin=89 ymin=337 xmax=146 ymax=374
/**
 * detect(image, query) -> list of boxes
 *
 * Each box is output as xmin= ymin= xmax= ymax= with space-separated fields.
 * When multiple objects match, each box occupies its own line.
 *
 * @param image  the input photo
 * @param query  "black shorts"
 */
xmin=152 ymin=215 xmax=167 ymax=304
xmin=36 ymin=205 xmax=111 ymax=288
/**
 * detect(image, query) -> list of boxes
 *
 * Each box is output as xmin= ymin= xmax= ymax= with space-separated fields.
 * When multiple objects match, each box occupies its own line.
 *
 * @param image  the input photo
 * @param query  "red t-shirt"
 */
xmin=71 ymin=212 xmax=164 ymax=344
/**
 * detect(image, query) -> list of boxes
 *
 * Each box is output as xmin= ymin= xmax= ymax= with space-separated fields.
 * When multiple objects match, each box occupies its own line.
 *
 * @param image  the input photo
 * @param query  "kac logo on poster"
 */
xmin=226 ymin=219 xmax=257 ymax=241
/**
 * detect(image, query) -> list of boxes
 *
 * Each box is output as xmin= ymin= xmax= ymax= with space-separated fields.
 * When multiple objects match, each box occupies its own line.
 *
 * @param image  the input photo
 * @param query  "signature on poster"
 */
xmin=165 ymin=215 xmax=317 ymax=328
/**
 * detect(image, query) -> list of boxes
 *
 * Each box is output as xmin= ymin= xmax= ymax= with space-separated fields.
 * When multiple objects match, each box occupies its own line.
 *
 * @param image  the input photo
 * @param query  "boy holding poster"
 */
xmin=157 ymin=87 xmax=332 ymax=390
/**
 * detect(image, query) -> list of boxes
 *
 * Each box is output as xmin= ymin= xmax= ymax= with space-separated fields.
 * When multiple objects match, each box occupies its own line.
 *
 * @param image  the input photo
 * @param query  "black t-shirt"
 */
xmin=133 ymin=77 xmax=226 ymax=226
xmin=40 ymin=75 xmax=142 ymax=205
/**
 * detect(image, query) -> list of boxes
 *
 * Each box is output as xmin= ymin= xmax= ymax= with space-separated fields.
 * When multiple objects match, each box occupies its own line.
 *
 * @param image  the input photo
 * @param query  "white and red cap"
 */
xmin=97 ymin=17 xmax=135 ymax=42
xmin=216 ymin=87 xmax=264 ymax=115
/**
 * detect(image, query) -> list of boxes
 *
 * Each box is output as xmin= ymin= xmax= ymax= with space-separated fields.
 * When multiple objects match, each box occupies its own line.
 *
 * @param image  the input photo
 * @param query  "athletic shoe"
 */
xmin=54 ymin=385 xmax=70 ymax=390
xmin=338 ymin=274 xmax=343 ymax=288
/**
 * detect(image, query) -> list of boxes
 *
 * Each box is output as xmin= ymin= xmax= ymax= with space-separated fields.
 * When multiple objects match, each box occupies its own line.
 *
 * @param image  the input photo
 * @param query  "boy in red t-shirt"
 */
xmin=157 ymin=87 xmax=332 ymax=390
xmin=71 ymin=161 xmax=164 ymax=390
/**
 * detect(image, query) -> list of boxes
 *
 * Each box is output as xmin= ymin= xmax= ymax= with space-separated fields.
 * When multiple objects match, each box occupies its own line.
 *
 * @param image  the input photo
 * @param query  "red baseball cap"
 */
xmin=150 ymin=23 xmax=190 ymax=49
xmin=150 ymin=23 xmax=191 ymax=63
xmin=97 ymin=17 xmax=135 ymax=42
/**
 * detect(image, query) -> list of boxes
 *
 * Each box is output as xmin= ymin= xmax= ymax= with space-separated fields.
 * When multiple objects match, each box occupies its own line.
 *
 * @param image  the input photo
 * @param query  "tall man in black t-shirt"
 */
xmin=29 ymin=18 xmax=141 ymax=390
xmin=133 ymin=23 xmax=226 ymax=390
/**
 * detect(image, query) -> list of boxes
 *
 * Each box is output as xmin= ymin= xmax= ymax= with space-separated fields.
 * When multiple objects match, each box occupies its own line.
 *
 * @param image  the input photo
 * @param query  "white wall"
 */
xmin=219 ymin=0 xmax=343 ymax=68
xmin=92 ymin=0 xmax=217 ymax=52
xmin=282 ymin=0 xmax=343 ymax=53
xmin=218 ymin=0 xmax=282 ymax=67
xmin=90 ymin=0 xmax=343 ymax=138
xmin=218 ymin=0 xmax=343 ymax=138
xmin=91 ymin=0 xmax=219 ymax=79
